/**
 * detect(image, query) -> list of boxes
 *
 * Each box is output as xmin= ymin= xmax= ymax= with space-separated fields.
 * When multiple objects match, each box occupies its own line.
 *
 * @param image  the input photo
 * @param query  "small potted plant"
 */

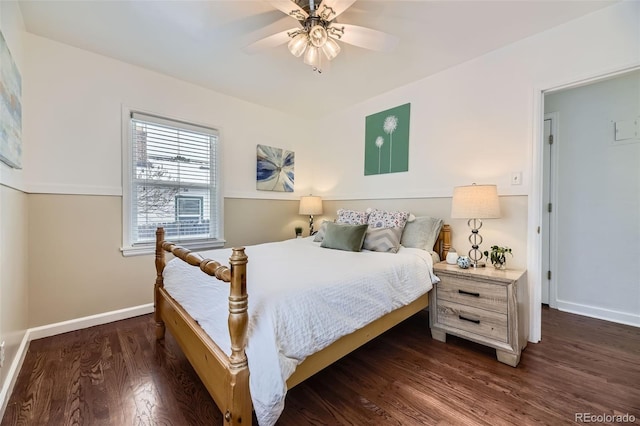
xmin=295 ymin=226 xmax=303 ymax=238
xmin=483 ymin=245 xmax=512 ymax=270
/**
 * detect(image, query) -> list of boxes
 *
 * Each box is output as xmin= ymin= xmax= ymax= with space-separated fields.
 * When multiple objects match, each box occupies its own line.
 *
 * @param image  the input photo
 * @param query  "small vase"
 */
xmin=493 ymin=261 xmax=506 ymax=270
xmin=446 ymin=250 xmax=459 ymax=265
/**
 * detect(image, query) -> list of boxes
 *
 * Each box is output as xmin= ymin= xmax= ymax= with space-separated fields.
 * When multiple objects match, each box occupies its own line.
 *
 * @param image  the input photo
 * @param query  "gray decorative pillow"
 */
xmin=363 ymin=227 xmax=403 ymax=253
xmin=320 ymin=222 xmax=368 ymax=252
xmin=400 ymin=216 xmax=444 ymax=251
xmin=313 ymin=220 xmax=331 ymax=242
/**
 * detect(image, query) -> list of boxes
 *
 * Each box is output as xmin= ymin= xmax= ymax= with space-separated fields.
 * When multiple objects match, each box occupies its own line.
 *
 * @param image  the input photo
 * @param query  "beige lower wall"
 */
xmin=26 ymin=194 xmax=528 ymax=327
xmin=0 ymin=185 xmax=29 ymax=388
xmin=26 ymin=195 xmax=308 ymax=327
xmin=27 ymin=194 xmax=151 ymax=327
xmin=223 ymin=198 xmax=309 ymax=246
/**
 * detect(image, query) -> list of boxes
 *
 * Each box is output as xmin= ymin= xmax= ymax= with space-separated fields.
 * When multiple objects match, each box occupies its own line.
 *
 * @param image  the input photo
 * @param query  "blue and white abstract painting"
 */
xmin=0 ymin=29 xmax=22 ymax=169
xmin=256 ymin=144 xmax=294 ymax=192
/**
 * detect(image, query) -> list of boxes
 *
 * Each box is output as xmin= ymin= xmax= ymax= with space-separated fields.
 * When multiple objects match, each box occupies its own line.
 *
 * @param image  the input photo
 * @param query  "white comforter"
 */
xmin=163 ymin=237 xmax=438 ymax=425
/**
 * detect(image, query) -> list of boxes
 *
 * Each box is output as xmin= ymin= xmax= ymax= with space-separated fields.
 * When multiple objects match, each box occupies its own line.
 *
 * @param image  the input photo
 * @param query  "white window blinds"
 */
xmin=128 ymin=112 xmax=219 ymax=245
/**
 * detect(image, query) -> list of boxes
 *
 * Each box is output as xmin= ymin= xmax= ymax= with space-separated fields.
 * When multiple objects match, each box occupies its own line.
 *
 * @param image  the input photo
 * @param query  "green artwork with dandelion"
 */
xmin=364 ymin=103 xmax=410 ymax=175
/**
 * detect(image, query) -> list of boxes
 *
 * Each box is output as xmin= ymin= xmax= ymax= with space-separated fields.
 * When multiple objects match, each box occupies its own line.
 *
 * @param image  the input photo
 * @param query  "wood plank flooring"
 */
xmin=2 ymin=306 xmax=639 ymax=425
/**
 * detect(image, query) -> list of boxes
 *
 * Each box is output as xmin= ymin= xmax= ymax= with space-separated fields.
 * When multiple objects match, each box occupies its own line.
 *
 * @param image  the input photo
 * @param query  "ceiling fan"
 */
xmin=246 ymin=0 xmax=399 ymax=73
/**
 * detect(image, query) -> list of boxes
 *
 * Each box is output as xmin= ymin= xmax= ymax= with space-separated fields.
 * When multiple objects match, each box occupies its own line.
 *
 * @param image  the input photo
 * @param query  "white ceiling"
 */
xmin=18 ymin=0 xmax=617 ymax=118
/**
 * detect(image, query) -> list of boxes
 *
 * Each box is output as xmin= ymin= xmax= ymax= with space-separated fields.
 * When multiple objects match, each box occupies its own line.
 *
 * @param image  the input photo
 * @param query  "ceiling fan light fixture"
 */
xmin=303 ymin=45 xmax=322 ymax=70
xmin=308 ymin=24 xmax=328 ymax=48
xmin=321 ymin=37 xmax=341 ymax=60
xmin=288 ymin=32 xmax=308 ymax=57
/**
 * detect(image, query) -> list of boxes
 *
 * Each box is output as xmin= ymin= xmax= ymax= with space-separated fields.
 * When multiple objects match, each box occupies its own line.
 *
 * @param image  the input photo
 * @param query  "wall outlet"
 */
xmin=511 ymin=172 xmax=522 ymax=185
xmin=0 ymin=341 xmax=5 ymax=368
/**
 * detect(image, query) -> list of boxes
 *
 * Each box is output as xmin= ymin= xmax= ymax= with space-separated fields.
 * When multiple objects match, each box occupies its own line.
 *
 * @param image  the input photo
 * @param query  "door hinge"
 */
xmin=548 ymin=203 xmax=552 ymax=213
xmin=548 ymin=134 xmax=554 ymax=145
xmin=547 ymin=270 xmax=552 ymax=280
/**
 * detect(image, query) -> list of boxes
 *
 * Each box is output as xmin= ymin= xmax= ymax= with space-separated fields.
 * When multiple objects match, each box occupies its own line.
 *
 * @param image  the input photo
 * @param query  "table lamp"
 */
xmin=299 ymin=195 xmax=323 ymax=236
xmin=451 ymin=184 xmax=501 ymax=267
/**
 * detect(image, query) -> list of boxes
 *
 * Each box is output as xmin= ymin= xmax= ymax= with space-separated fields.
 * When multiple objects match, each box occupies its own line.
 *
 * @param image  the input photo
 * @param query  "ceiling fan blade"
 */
xmin=335 ymin=23 xmax=399 ymax=52
xmin=265 ymin=0 xmax=309 ymax=21
xmin=318 ymin=0 xmax=357 ymax=21
xmin=244 ymin=28 xmax=297 ymax=54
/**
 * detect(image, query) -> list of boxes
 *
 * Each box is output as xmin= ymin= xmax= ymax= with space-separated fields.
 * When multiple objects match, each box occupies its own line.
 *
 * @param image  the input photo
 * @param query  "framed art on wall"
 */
xmin=0 ymin=29 xmax=22 ymax=169
xmin=256 ymin=144 xmax=294 ymax=192
xmin=364 ymin=103 xmax=410 ymax=176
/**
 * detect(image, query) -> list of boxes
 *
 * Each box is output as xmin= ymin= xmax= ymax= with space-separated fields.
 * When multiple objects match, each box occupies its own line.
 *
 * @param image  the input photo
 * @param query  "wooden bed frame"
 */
xmin=154 ymin=225 xmax=451 ymax=425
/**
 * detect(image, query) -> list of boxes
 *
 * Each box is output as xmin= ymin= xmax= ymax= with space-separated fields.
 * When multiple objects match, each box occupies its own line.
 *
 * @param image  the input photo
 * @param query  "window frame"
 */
xmin=121 ymin=106 xmax=225 ymax=256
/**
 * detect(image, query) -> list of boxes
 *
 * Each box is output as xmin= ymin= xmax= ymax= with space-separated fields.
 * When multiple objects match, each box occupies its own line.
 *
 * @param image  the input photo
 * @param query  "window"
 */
xmin=176 ymin=195 xmax=203 ymax=222
xmin=122 ymin=110 xmax=223 ymax=256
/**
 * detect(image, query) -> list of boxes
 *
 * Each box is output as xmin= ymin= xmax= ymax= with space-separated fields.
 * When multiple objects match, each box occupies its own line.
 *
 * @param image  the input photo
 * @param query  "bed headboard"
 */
xmin=434 ymin=224 xmax=451 ymax=261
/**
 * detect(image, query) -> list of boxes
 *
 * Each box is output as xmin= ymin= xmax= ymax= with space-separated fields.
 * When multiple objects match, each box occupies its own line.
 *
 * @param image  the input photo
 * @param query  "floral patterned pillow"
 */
xmin=367 ymin=209 xmax=410 ymax=229
xmin=336 ymin=209 xmax=369 ymax=225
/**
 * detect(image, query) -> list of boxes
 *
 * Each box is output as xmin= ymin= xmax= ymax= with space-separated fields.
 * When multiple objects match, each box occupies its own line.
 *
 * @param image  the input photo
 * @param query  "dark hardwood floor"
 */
xmin=2 ymin=306 xmax=639 ymax=425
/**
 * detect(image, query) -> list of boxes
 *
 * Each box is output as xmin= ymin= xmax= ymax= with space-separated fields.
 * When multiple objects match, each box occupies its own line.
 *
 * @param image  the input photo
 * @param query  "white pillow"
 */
xmin=336 ymin=209 xmax=369 ymax=225
xmin=313 ymin=220 xmax=331 ymax=242
xmin=367 ymin=209 xmax=410 ymax=229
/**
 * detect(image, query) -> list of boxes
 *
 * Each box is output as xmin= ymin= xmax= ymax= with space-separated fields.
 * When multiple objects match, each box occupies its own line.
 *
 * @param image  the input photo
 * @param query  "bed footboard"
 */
xmin=154 ymin=228 xmax=251 ymax=425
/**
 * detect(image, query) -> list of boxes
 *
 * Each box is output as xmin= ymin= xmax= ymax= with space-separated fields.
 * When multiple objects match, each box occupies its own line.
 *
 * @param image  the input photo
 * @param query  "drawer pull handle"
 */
xmin=458 ymin=289 xmax=480 ymax=297
xmin=459 ymin=315 xmax=480 ymax=324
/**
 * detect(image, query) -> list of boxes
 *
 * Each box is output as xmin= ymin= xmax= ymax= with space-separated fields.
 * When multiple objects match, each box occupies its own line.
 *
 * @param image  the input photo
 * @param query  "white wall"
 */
xmin=545 ymin=70 xmax=640 ymax=325
xmin=23 ymin=33 xmax=315 ymax=198
xmin=21 ymin=33 xmax=317 ymax=328
xmin=312 ymin=1 xmax=640 ymax=333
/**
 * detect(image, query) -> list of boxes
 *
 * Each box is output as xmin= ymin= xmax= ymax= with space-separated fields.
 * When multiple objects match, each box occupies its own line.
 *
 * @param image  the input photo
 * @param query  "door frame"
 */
xmin=542 ymin=112 xmax=559 ymax=308
xmin=528 ymin=63 xmax=640 ymax=342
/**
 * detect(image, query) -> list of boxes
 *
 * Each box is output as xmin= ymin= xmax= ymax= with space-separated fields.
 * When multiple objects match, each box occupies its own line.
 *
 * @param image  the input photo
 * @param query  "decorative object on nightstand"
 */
xmin=456 ymin=255 xmax=470 ymax=269
xmin=445 ymin=248 xmax=459 ymax=265
xmin=484 ymin=245 xmax=512 ymax=269
xmin=294 ymin=226 xmax=303 ymax=238
xmin=299 ymin=195 xmax=323 ymax=235
xmin=429 ymin=262 xmax=529 ymax=367
xmin=451 ymin=183 xmax=501 ymax=267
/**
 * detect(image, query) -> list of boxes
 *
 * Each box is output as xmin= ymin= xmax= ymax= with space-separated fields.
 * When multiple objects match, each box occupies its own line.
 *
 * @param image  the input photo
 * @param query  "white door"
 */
xmin=541 ymin=113 xmax=557 ymax=307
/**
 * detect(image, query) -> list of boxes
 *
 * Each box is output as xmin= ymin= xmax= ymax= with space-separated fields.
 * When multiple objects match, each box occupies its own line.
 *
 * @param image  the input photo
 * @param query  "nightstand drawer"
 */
xmin=437 ymin=276 xmax=508 ymax=314
xmin=437 ymin=300 xmax=508 ymax=343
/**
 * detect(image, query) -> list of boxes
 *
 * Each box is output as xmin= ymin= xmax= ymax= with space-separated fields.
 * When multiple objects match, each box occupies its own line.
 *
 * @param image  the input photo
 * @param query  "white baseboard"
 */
xmin=28 ymin=303 xmax=154 ymax=340
xmin=0 ymin=303 xmax=154 ymax=419
xmin=556 ymin=300 xmax=640 ymax=328
xmin=0 ymin=332 xmax=29 ymax=420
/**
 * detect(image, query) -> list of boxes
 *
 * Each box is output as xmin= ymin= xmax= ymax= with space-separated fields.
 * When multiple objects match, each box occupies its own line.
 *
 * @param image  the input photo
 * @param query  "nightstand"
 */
xmin=429 ymin=262 xmax=529 ymax=367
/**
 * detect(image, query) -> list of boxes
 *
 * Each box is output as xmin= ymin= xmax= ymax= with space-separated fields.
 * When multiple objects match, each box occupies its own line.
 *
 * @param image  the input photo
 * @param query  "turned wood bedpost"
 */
xmin=227 ymin=247 xmax=249 ymax=369
xmin=226 ymin=247 xmax=251 ymax=425
xmin=441 ymin=224 xmax=452 ymax=259
xmin=155 ymin=227 xmax=166 ymax=340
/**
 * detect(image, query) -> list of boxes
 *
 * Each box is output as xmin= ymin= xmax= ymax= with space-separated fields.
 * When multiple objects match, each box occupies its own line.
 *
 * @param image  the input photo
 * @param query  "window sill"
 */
xmin=121 ymin=238 xmax=226 ymax=257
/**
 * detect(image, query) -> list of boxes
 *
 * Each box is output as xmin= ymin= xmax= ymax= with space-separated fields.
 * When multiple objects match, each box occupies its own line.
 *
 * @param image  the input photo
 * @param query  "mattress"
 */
xmin=163 ymin=237 xmax=438 ymax=425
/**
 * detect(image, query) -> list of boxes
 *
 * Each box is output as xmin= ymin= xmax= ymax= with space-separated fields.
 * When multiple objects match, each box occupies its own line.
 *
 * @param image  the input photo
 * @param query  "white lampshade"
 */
xmin=451 ymin=184 xmax=501 ymax=219
xmin=299 ymin=195 xmax=323 ymax=215
xmin=321 ymin=37 xmax=341 ymax=60
xmin=288 ymin=33 xmax=308 ymax=57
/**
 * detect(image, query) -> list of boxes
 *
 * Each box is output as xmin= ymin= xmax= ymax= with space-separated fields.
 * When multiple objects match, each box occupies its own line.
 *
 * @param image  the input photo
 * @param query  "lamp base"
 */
xmin=309 ymin=215 xmax=315 ymax=236
xmin=467 ymin=218 xmax=487 ymax=268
